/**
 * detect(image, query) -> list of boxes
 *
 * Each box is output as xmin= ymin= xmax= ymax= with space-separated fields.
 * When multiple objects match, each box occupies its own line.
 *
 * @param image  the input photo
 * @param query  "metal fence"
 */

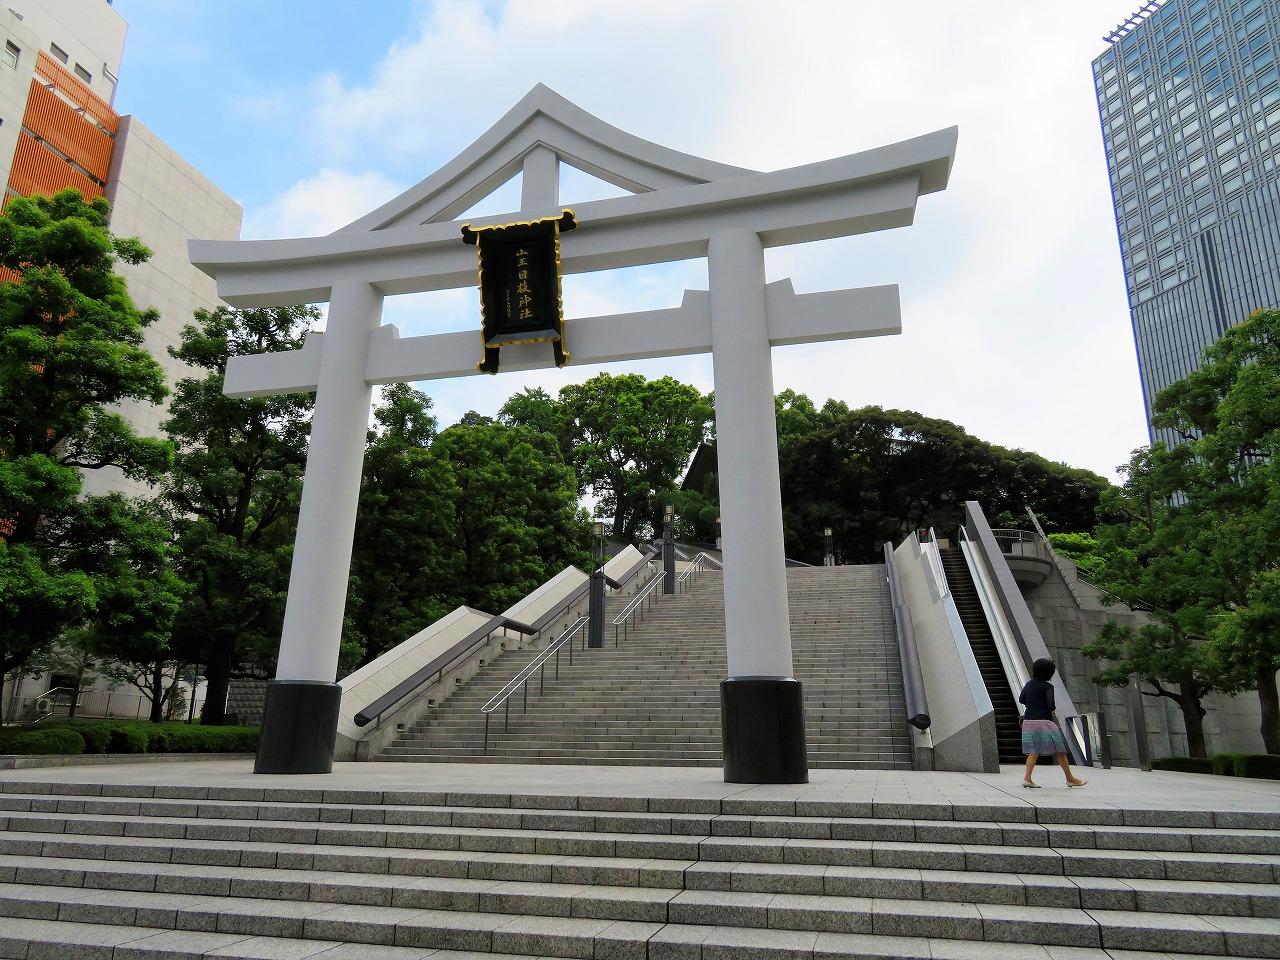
xmin=6 ymin=685 xmax=205 ymax=724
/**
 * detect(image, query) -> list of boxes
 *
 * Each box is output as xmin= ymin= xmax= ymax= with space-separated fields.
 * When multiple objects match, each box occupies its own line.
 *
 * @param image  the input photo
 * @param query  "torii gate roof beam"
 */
xmin=189 ymin=127 xmax=956 ymax=308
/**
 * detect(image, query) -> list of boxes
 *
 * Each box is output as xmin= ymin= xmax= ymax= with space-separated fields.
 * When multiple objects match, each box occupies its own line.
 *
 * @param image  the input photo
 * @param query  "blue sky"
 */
xmin=111 ymin=1 xmax=1151 ymax=480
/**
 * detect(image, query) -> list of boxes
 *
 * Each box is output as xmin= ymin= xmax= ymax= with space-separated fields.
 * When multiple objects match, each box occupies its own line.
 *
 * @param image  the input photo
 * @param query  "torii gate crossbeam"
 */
xmin=189 ymin=85 xmax=956 ymax=783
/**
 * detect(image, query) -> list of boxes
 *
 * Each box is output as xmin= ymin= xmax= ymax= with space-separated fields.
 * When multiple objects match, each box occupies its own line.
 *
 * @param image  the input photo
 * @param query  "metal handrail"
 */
xmin=676 ymin=551 xmax=720 ymax=592
xmin=924 ymin=527 xmax=950 ymax=599
xmin=958 ymin=524 xmax=1030 ymax=695
xmin=989 ymin=528 xmax=1038 ymax=543
xmin=883 ymin=543 xmax=930 ymax=730
xmin=354 ymin=613 xmax=522 ymax=728
xmin=1025 ymin=506 xmax=1089 ymax=604
xmin=481 ymin=615 xmax=588 ymax=754
xmin=355 ymin=549 xmax=661 ymax=732
xmin=612 ymin=564 xmax=664 ymax=644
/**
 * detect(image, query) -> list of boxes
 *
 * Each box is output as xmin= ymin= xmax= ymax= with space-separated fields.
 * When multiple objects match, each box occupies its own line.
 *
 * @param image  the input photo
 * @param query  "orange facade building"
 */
xmin=7 ymin=49 xmax=116 ymax=204
xmin=0 ymin=48 xmax=119 ymax=290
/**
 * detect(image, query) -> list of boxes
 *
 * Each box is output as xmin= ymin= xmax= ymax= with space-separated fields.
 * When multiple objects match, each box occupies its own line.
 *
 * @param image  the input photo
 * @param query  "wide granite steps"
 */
xmin=2 ymin=845 xmax=1278 ymax=918
xmin=0 ymin=874 xmax=1277 ymax=957
xmin=1 ymin=781 xmax=1278 ymax=960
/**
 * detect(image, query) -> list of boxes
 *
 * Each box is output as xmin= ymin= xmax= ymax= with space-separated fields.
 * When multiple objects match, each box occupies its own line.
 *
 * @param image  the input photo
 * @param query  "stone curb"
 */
xmin=0 ymin=753 xmax=254 ymax=771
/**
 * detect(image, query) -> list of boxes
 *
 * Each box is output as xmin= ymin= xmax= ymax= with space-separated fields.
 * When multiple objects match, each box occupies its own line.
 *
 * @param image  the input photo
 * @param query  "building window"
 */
xmin=73 ymin=62 xmax=91 ymax=83
xmin=49 ymin=42 xmax=67 ymax=64
xmin=3 ymin=40 xmax=19 ymax=69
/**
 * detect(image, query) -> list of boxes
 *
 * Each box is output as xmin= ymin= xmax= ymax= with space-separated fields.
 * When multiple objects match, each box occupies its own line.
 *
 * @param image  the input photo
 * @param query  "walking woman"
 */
xmin=1019 ymin=657 xmax=1087 ymax=788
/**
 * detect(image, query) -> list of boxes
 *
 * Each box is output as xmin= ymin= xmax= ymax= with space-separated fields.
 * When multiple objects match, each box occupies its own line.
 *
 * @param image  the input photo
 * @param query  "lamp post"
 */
xmin=663 ymin=503 xmax=676 ymax=594
xmin=823 ymin=527 xmax=835 ymax=567
xmin=588 ymin=520 xmax=606 ymax=648
xmin=715 ymin=515 xmax=722 ymax=552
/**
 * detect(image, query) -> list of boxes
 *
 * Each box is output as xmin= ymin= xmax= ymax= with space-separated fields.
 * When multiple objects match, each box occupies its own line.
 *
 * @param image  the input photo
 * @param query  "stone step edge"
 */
xmin=5 ymin=798 xmax=1260 ymax=852
xmin=0 ymin=914 xmax=1258 ymax=960
xmin=4 ymin=829 xmax=1277 ymax=886
xmin=5 ymin=808 xmax=1279 ymax=858
xmin=0 ymin=879 xmax=1273 ymax=956
xmin=2 ymin=781 xmax=1272 ymax=830
xmin=1 ymin=848 xmax=1275 ymax=917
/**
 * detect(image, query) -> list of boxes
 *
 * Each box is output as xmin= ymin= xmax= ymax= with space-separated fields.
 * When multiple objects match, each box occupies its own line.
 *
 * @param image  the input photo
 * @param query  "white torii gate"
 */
xmin=189 ymin=85 xmax=956 ymax=782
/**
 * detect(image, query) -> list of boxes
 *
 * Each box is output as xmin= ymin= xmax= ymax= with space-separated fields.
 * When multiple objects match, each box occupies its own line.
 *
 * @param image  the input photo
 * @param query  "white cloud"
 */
xmin=241 ymin=168 xmax=404 ymax=240
xmin=240 ymin=0 xmax=1151 ymax=478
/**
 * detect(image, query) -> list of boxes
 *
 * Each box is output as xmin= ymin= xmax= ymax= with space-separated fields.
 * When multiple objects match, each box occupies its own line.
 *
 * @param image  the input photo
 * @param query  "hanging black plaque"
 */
xmin=461 ymin=209 xmax=576 ymax=374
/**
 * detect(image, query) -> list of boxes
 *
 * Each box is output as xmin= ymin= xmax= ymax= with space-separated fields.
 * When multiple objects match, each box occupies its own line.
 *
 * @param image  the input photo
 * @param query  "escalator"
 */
xmin=939 ymin=547 xmax=1023 ymax=763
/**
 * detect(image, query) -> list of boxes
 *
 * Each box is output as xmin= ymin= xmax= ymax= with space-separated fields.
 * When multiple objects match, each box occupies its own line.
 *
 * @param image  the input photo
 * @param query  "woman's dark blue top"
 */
xmin=1018 ymin=679 xmax=1056 ymax=721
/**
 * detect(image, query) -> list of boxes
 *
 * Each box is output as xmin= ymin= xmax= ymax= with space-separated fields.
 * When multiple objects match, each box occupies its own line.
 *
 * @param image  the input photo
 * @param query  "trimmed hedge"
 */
xmin=1237 ymin=754 xmax=1280 ymax=779
xmin=0 ymin=728 xmax=86 ymax=755
xmin=0 ymin=721 xmax=258 ymax=756
xmin=1154 ymin=753 xmax=1280 ymax=779
xmin=1152 ymin=756 xmax=1214 ymax=774
xmin=1218 ymin=753 xmax=1280 ymax=780
xmin=1212 ymin=753 xmax=1245 ymax=777
xmin=77 ymin=725 xmax=111 ymax=754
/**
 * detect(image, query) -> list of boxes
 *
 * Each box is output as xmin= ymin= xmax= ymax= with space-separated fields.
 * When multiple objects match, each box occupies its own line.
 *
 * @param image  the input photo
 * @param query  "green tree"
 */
xmin=1046 ymin=532 xmax=1105 ymax=582
xmin=1081 ymin=447 xmax=1232 ymax=758
xmin=498 ymin=387 xmax=570 ymax=456
xmin=775 ymin=404 xmax=1109 ymax=564
xmin=1152 ymin=307 xmax=1280 ymax=752
xmin=345 ymin=384 xmax=460 ymax=668
xmin=72 ymin=498 xmax=186 ymax=722
xmin=551 ymin=374 xmax=711 ymax=541
xmin=431 ymin=420 xmax=591 ymax=612
xmin=0 ymin=190 xmax=174 ymax=711
xmin=163 ymin=305 xmax=315 ymax=725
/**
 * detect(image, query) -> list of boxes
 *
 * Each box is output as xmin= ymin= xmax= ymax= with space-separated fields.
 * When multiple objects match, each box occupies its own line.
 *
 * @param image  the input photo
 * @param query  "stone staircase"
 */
xmin=380 ymin=566 xmax=913 ymax=769
xmin=0 ymin=777 xmax=1276 ymax=959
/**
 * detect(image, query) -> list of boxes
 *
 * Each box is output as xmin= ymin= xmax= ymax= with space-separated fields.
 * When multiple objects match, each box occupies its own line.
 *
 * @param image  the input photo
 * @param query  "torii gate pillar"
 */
xmin=255 ymin=280 xmax=383 ymax=775
xmin=709 ymin=229 xmax=805 ymax=782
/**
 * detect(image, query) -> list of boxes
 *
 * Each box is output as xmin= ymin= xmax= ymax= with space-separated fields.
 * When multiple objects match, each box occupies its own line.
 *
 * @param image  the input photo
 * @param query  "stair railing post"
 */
xmin=588 ymin=521 xmax=606 ymax=648
xmin=663 ymin=505 xmax=676 ymax=594
xmin=483 ymin=714 xmax=490 ymax=755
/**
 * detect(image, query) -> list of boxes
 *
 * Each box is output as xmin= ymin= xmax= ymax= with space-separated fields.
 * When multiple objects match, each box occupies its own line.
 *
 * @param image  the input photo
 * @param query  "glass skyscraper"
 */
xmin=1094 ymin=0 xmax=1280 ymax=447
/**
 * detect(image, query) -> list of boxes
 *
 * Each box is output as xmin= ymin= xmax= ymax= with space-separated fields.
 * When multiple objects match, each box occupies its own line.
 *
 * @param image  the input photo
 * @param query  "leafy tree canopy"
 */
xmin=772 ymin=402 xmax=1110 ymax=564
xmin=345 ymin=387 xmax=592 ymax=670
xmin=1151 ymin=307 xmax=1280 ymax=752
xmin=162 ymin=304 xmax=316 ymax=724
xmin=431 ymin=418 xmax=591 ymax=613
xmin=500 ymin=374 xmax=712 ymax=542
xmin=1046 ymin=532 xmax=1106 ymax=582
xmin=0 ymin=190 xmax=176 ymax=705
xmin=1081 ymin=446 xmax=1236 ymax=757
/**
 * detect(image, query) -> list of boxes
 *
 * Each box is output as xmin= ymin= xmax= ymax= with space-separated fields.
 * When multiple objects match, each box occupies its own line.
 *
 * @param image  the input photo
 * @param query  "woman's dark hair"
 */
xmin=1032 ymin=658 xmax=1056 ymax=682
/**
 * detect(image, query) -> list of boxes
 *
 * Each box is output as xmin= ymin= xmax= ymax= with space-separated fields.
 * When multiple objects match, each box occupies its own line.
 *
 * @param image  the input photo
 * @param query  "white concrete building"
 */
xmin=1 ymin=0 xmax=241 ymax=720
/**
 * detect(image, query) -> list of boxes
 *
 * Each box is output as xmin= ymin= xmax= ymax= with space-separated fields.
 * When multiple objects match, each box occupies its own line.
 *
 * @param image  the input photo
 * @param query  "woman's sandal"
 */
xmin=1022 ymin=781 xmax=1041 ymax=789
xmin=1067 ymin=780 xmax=1088 ymax=788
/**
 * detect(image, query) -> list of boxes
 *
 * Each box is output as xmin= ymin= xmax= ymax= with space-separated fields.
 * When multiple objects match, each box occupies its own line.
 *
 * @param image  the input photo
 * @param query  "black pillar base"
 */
xmin=254 ymin=679 xmax=342 ymax=775
xmin=721 ymin=675 xmax=809 ymax=784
